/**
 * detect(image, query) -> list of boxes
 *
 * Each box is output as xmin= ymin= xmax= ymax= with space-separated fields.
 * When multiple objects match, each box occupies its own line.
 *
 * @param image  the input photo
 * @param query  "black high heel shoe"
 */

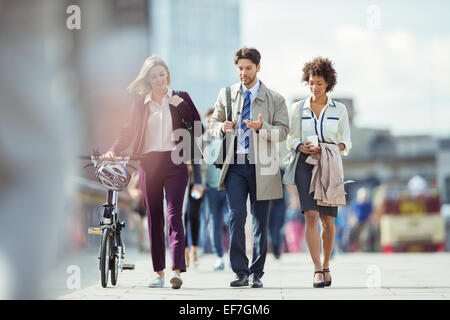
xmin=323 ymin=268 xmax=332 ymax=287
xmin=313 ymin=271 xmax=325 ymax=288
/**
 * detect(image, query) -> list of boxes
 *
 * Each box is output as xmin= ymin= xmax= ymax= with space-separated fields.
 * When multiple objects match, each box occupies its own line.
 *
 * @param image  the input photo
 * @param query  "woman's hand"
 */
xmin=298 ymin=141 xmax=321 ymax=154
xmin=168 ymin=95 xmax=184 ymax=107
xmin=103 ymin=150 xmax=116 ymax=160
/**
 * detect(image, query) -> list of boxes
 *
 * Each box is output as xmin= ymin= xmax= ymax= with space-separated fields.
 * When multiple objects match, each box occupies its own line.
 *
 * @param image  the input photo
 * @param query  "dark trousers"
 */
xmin=224 ymin=162 xmax=270 ymax=278
xmin=139 ymin=151 xmax=189 ymax=273
xmin=268 ymin=169 xmax=286 ymax=258
xmin=184 ymin=184 xmax=204 ymax=247
xmin=268 ymin=196 xmax=286 ymax=258
xmin=205 ymin=187 xmax=229 ymax=258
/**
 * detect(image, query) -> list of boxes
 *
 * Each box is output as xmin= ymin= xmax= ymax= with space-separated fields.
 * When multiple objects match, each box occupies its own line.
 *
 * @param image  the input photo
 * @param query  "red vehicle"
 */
xmin=374 ymin=185 xmax=446 ymax=253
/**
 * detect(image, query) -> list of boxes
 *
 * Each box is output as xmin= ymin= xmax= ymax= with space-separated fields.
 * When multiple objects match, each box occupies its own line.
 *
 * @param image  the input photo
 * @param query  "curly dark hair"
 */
xmin=234 ymin=47 xmax=261 ymax=65
xmin=301 ymin=57 xmax=337 ymax=92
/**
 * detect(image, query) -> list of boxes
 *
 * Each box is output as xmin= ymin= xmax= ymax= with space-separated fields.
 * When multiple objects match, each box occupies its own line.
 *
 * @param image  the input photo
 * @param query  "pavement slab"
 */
xmin=44 ymin=249 xmax=450 ymax=300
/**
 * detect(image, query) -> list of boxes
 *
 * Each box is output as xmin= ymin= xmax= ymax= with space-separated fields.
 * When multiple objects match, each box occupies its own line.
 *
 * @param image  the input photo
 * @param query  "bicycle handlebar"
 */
xmin=78 ymin=155 xmax=147 ymax=161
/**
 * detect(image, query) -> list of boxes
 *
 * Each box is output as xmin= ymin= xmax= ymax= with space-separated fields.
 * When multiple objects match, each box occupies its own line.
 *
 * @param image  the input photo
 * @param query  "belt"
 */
xmin=233 ymin=153 xmax=251 ymax=164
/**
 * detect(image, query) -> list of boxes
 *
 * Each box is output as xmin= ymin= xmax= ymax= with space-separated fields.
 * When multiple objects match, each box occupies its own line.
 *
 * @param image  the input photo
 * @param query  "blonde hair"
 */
xmin=127 ymin=55 xmax=171 ymax=96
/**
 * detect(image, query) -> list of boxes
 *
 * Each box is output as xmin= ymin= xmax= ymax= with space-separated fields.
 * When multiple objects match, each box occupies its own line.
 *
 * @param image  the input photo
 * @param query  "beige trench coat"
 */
xmin=208 ymin=81 xmax=289 ymax=200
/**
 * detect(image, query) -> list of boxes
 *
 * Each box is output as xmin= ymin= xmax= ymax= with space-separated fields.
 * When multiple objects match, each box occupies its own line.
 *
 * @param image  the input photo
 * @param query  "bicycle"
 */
xmin=80 ymin=150 xmax=145 ymax=288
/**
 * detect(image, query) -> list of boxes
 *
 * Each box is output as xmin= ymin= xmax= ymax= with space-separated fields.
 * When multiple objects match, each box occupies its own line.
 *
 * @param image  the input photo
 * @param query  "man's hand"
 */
xmin=243 ymin=113 xmax=263 ymax=131
xmin=222 ymin=120 xmax=236 ymax=133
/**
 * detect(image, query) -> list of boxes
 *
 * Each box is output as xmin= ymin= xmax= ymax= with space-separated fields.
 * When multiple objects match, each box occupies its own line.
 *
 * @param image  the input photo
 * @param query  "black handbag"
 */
xmin=171 ymin=90 xmax=203 ymax=163
xmin=213 ymin=87 xmax=232 ymax=169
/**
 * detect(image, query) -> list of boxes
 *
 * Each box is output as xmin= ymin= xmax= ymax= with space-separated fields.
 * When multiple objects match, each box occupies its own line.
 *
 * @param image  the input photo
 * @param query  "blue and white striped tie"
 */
xmin=239 ymin=90 xmax=252 ymax=152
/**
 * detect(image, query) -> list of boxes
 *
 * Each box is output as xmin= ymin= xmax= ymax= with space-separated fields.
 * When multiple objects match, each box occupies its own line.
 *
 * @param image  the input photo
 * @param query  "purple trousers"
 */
xmin=139 ymin=151 xmax=188 ymax=273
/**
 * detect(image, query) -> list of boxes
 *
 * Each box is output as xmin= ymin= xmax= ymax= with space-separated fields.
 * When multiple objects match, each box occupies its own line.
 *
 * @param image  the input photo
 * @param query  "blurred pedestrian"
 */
xmin=268 ymin=138 xmax=290 ymax=260
xmin=104 ymin=55 xmax=203 ymax=289
xmin=209 ymin=47 xmax=289 ymax=288
xmin=285 ymin=57 xmax=352 ymax=288
xmin=283 ymin=185 xmax=306 ymax=253
xmin=0 ymin=6 xmax=80 ymax=297
xmin=335 ymin=204 xmax=351 ymax=253
xmin=184 ymin=163 xmax=204 ymax=268
xmin=204 ymin=108 xmax=230 ymax=271
xmin=127 ymin=172 xmax=148 ymax=253
xmin=268 ymin=169 xmax=287 ymax=260
xmin=349 ymin=187 xmax=373 ymax=252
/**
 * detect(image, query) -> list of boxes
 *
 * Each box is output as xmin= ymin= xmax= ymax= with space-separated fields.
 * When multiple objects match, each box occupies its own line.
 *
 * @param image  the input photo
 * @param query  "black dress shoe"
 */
xmin=323 ymin=268 xmax=332 ymax=287
xmin=230 ymin=274 xmax=249 ymax=287
xmin=249 ymin=274 xmax=263 ymax=288
xmin=313 ymin=271 xmax=325 ymax=288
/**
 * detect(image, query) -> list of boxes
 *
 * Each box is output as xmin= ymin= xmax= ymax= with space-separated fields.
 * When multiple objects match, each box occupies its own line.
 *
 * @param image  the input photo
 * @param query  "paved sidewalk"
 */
xmin=52 ymin=249 xmax=450 ymax=300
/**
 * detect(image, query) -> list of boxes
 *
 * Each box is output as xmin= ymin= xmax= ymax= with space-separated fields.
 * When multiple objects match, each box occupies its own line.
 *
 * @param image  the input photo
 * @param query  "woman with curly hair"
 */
xmin=286 ymin=57 xmax=352 ymax=288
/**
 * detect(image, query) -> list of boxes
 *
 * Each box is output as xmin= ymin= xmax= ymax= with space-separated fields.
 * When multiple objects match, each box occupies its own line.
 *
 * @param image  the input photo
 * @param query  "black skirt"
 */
xmin=295 ymin=152 xmax=337 ymax=217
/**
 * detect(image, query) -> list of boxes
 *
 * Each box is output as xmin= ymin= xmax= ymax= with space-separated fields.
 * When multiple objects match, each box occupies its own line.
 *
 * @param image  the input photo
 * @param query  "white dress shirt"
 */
xmin=286 ymin=95 xmax=352 ymax=156
xmin=142 ymin=88 xmax=175 ymax=153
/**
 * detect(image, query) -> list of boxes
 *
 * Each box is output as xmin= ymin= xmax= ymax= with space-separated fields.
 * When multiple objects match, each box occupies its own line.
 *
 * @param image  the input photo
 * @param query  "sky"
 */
xmin=240 ymin=0 xmax=450 ymax=137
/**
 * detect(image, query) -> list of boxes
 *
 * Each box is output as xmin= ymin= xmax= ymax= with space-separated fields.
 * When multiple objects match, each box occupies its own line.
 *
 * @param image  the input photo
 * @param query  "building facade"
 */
xmin=149 ymin=0 xmax=241 ymax=116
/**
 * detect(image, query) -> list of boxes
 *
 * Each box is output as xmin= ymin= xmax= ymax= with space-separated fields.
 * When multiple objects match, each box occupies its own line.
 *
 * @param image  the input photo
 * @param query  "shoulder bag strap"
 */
xmin=226 ymin=86 xmax=232 ymax=121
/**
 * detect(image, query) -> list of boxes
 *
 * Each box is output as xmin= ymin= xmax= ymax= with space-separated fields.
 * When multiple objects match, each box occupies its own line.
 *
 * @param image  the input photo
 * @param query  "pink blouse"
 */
xmin=142 ymin=89 xmax=175 ymax=153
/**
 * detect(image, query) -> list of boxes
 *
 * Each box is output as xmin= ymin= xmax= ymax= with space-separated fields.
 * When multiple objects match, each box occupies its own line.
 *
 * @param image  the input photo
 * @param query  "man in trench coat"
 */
xmin=208 ymin=47 xmax=289 ymax=288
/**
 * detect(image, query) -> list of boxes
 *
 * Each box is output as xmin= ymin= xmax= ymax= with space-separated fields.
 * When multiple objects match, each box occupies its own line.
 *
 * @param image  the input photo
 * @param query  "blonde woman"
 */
xmin=104 ymin=55 xmax=202 ymax=289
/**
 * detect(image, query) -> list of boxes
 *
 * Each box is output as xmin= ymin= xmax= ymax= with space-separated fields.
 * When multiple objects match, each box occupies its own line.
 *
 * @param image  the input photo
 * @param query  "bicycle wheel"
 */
xmin=110 ymin=232 xmax=119 ymax=286
xmin=100 ymin=229 xmax=111 ymax=288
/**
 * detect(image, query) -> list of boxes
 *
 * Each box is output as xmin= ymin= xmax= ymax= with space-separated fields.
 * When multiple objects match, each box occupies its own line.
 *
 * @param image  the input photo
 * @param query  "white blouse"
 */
xmin=142 ymin=88 xmax=175 ymax=153
xmin=286 ymin=96 xmax=352 ymax=156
